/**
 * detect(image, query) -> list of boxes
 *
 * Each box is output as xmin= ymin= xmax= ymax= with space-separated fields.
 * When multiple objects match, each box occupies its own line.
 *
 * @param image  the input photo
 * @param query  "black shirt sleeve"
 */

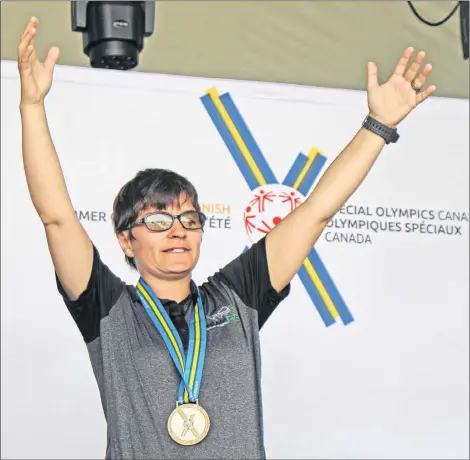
xmin=56 ymin=244 xmax=125 ymax=344
xmin=217 ymin=236 xmax=290 ymax=329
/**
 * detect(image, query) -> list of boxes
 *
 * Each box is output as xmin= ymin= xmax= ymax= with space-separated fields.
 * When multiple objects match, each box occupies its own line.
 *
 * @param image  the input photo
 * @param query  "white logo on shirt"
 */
xmin=206 ymin=306 xmax=240 ymax=330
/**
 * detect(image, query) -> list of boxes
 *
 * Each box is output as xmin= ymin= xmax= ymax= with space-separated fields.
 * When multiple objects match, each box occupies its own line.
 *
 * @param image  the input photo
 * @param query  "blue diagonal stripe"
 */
xmin=297 ymin=266 xmax=337 ymax=327
xmin=220 ymin=93 xmax=278 ymax=184
xmin=308 ymin=249 xmax=354 ymax=325
xmin=283 ymin=153 xmax=308 ymax=188
xmin=201 ymin=94 xmax=259 ymax=190
xmin=297 ymin=154 xmax=327 ymax=196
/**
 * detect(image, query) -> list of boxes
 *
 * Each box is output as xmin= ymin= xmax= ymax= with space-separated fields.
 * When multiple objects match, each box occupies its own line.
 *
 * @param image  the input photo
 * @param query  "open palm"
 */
xmin=367 ymin=47 xmax=436 ymax=128
xmin=17 ymin=17 xmax=60 ymax=106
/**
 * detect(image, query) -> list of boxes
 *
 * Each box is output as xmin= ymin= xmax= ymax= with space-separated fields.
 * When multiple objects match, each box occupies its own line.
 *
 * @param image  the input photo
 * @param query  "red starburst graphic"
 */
xmin=249 ymin=189 xmax=275 ymax=213
xmin=244 ymin=206 xmax=257 ymax=234
xmin=244 ymin=185 xmax=305 ymax=243
xmin=279 ymin=191 xmax=302 ymax=212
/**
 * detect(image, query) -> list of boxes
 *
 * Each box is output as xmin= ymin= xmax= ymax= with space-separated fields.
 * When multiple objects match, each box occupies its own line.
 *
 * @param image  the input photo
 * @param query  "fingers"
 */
xmin=393 ymin=47 xmax=436 ymax=102
xmin=18 ymin=18 xmax=38 ymax=65
xmin=18 ymin=28 xmax=36 ymax=61
xmin=409 ymin=61 xmax=434 ymax=102
xmin=415 ymin=62 xmax=436 ymax=103
xmin=413 ymin=62 xmax=432 ymax=87
xmin=22 ymin=44 xmax=35 ymax=64
xmin=367 ymin=62 xmax=379 ymax=90
xmin=44 ymin=47 xmax=60 ymax=72
xmin=20 ymin=16 xmax=37 ymax=41
xmin=18 ymin=17 xmax=59 ymax=73
xmin=416 ymin=84 xmax=437 ymax=104
xmin=404 ymin=50 xmax=426 ymax=82
xmin=393 ymin=47 xmax=415 ymax=76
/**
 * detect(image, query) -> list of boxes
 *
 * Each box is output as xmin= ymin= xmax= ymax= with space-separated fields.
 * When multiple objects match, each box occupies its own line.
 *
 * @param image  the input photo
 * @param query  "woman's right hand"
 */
xmin=17 ymin=17 xmax=60 ymax=107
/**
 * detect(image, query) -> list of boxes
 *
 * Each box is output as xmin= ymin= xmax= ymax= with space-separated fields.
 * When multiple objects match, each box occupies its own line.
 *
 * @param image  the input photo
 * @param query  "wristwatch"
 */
xmin=362 ymin=115 xmax=399 ymax=144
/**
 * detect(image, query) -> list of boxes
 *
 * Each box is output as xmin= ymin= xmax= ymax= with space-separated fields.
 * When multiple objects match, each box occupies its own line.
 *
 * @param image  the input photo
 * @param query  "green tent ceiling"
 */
xmin=1 ymin=1 xmax=469 ymax=99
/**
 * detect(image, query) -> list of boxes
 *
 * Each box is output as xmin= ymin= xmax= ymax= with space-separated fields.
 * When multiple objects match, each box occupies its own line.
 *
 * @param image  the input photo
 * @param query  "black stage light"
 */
xmin=71 ymin=1 xmax=155 ymax=70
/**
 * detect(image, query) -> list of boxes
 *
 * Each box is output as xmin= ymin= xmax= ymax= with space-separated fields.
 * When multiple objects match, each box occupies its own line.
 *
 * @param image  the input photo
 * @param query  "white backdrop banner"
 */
xmin=1 ymin=59 xmax=469 ymax=459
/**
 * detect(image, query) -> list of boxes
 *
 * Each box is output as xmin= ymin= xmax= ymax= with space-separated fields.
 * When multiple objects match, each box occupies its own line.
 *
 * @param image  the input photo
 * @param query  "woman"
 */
xmin=17 ymin=16 xmax=435 ymax=459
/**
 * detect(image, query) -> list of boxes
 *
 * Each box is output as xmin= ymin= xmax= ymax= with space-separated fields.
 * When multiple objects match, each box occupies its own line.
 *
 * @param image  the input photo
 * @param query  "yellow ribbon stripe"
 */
xmin=207 ymin=87 xmax=266 ymax=186
xmin=189 ymin=304 xmax=200 ymax=390
xmin=137 ymin=284 xmax=185 ymax=371
xmin=138 ymin=282 xmax=202 ymax=403
xmin=183 ymin=304 xmax=201 ymax=403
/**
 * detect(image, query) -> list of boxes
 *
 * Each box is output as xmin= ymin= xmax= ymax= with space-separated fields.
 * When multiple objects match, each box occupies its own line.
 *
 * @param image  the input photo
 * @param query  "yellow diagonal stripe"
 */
xmin=303 ymin=259 xmax=339 ymax=320
xmin=207 ymin=87 xmax=266 ymax=186
xmin=293 ymin=147 xmax=320 ymax=190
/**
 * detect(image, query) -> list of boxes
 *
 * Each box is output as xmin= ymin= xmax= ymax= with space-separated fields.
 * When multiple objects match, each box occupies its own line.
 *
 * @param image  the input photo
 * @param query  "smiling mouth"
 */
xmin=163 ymin=248 xmax=190 ymax=253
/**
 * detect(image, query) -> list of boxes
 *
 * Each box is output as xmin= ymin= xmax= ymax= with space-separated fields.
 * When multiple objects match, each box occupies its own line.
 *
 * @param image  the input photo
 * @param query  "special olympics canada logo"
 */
xmin=244 ymin=184 xmax=305 ymax=243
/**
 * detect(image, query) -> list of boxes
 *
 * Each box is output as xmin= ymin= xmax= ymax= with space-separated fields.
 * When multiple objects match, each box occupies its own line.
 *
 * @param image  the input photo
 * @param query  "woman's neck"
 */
xmin=141 ymin=273 xmax=192 ymax=303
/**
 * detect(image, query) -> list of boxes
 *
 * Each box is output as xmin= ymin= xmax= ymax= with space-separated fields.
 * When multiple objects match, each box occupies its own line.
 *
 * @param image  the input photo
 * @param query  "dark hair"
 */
xmin=112 ymin=168 xmax=201 ymax=269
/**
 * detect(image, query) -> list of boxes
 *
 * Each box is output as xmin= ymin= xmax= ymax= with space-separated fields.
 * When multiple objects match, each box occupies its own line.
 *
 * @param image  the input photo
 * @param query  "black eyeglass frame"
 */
xmin=125 ymin=210 xmax=207 ymax=233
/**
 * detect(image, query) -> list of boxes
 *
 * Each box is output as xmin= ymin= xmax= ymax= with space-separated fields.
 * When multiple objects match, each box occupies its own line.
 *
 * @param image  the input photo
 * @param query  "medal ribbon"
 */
xmin=136 ymin=277 xmax=207 ymax=405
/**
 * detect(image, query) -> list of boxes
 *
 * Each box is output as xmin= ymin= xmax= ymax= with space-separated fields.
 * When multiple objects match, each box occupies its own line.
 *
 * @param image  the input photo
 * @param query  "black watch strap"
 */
xmin=362 ymin=115 xmax=399 ymax=144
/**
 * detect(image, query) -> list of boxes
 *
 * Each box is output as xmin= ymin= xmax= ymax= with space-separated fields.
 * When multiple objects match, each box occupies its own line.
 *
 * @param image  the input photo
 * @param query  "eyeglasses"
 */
xmin=127 ymin=210 xmax=207 ymax=233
